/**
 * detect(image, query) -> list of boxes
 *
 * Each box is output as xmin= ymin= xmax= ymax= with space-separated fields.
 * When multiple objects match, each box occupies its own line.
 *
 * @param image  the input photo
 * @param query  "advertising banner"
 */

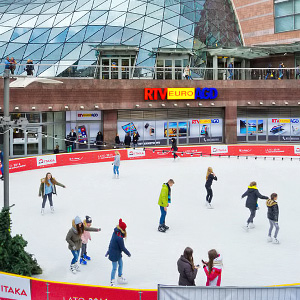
xmin=127 ymin=149 xmax=146 ymax=158
xmin=0 ymin=272 xmax=31 ymax=300
xmin=36 ymin=155 xmax=57 ymax=167
xmin=211 ymin=145 xmax=228 ymax=154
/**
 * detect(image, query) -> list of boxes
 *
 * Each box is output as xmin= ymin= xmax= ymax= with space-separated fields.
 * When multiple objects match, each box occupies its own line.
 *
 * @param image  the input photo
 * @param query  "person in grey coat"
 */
xmin=66 ymin=216 xmax=100 ymax=274
xmin=241 ymin=181 xmax=269 ymax=230
xmin=113 ymin=151 xmax=120 ymax=179
xmin=177 ymin=247 xmax=199 ymax=286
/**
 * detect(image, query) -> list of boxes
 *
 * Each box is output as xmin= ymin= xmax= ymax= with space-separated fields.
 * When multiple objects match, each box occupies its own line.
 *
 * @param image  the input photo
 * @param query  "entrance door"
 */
xmin=100 ymin=57 xmax=133 ymax=79
xmin=246 ymin=119 xmax=266 ymax=142
xmin=166 ymin=121 xmax=188 ymax=145
xmin=27 ymin=127 xmax=42 ymax=155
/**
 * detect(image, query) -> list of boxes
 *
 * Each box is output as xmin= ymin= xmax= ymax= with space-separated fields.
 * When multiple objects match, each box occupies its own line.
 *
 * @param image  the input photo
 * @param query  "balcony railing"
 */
xmin=2 ymin=63 xmax=300 ymax=80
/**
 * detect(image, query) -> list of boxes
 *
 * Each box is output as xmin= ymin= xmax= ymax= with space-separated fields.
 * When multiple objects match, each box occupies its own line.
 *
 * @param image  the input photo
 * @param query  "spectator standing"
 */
xmin=25 ymin=59 xmax=34 ymax=76
xmin=132 ymin=132 xmax=139 ymax=148
xmin=4 ymin=56 xmax=10 ymax=70
xmin=115 ymin=134 xmax=120 ymax=146
xmin=278 ymin=62 xmax=284 ymax=80
xmin=177 ymin=247 xmax=199 ymax=286
xmin=69 ymin=129 xmax=77 ymax=152
xmin=96 ymin=131 xmax=103 ymax=149
xmin=184 ymin=65 xmax=190 ymax=80
xmin=124 ymin=133 xmax=131 ymax=148
xmin=202 ymin=249 xmax=223 ymax=286
xmin=296 ymin=65 xmax=300 ymax=79
xmin=9 ymin=57 xmax=16 ymax=75
xmin=0 ymin=150 xmax=3 ymax=181
xmin=227 ymin=62 xmax=233 ymax=80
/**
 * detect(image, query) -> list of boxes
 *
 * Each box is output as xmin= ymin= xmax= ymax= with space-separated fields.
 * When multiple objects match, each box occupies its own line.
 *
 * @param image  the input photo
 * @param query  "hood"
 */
xmin=213 ymin=254 xmax=223 ymax=269
xmin=72 ymin=219 xmax=78 ymax=234
xmin=114 ymin=226 xmax=125 ymax=237
xmin=266 ymin=199 xmax=277 ymax=207
xmin=247 ymin=186 xmax=257 ymax=193
xmin=179 ymin=255 xmax=193 ymax=267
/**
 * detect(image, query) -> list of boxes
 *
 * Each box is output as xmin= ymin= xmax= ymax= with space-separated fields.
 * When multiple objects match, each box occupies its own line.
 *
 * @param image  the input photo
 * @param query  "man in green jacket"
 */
xmin=158 ymin=179 xmax=174 ymax=233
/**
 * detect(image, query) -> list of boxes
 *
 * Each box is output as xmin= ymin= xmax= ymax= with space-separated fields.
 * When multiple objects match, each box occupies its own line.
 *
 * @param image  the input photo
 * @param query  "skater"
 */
xmin=241 ymin=181 xmax=269 ymax=230
xmin=177 ymin=247 xmax=199 ymax=286
xmin=158 ymin=179 xmax=175 ymax=232
xmin=202 ymin=249 xmax=223 ymax=286
xmin=38 ymin=172 xmax=66 ymax=215
xmin=267 ymin=193 xmax=280 ymax=244
xmin=170 ymin=138 xmax=178 ymax=160
xmin=80 ymin=216 xmax=101 ymax=265
xmin=105 ymin=219 xmax=131 ymax=286
xmin=205 ymin=167 xmax=217 ymax=209
xmin=66 ymin=216 xmax=100 ymax=274
xmin=0 ymin=150 xmax=3 ymax=180
xmin=112 ymin=151 xmax=120 ymax=179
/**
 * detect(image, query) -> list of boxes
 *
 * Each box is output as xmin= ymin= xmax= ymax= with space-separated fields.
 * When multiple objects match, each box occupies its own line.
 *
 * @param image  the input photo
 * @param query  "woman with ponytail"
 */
xmin=205 ymin=167 xmax=217 ymax=209
xmin=177 ymin=247 xmax=199 ymax=286
xmin=202 ymin=249 xmax=223 ymax=286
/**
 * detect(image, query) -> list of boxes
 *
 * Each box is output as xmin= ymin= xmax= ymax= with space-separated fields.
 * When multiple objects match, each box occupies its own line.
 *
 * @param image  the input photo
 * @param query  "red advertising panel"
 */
xmin=31 ymin=279 xmax=157 ymax=300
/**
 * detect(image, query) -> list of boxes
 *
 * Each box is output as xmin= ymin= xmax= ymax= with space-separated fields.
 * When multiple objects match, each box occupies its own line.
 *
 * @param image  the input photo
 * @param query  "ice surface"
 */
xmin=1 ymin=156 xmax=300 ymax=288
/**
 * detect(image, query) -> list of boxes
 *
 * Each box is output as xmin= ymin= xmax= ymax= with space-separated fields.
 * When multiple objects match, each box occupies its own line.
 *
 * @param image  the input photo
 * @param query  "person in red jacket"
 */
xmin=202 ymin=249 xmax=223 ymax=286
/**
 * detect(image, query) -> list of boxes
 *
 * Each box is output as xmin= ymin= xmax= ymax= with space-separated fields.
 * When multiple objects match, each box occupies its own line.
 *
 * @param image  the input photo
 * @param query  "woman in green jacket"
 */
xmin=38 ymin=172 xmax=66 ymax=215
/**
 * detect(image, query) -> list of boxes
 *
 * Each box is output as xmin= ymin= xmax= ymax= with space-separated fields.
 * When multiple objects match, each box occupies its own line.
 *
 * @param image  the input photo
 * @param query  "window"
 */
xmin=274 ymin=0 xmax=300 ymax=32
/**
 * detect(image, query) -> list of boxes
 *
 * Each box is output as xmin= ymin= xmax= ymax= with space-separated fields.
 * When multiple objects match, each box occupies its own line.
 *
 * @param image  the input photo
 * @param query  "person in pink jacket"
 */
xmin=202 ymin=249 xmax=223 ymax=286
xmin=80 ymin=216 xmax=101 ymax=265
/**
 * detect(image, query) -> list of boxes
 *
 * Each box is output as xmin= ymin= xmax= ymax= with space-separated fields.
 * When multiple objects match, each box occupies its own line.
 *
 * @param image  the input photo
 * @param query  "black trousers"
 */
xmin=42 ymin=193 xmax=53 ymax=208
xmin=81 ymin=243 xmax=87 ymax=258
xmin=172 ymin=151 xmax=178 ymax=159
xmin=205 ymin=186 xmax=213 ymax=203
xmin=247 ymin=209 xmax=256 ymax=224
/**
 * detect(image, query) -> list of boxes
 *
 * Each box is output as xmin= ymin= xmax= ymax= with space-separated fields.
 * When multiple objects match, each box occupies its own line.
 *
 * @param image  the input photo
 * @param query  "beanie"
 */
xmin=119 ymin=218 xmax=127 ymax=231
xmin=86 ymin=216 xmax=92 ymax=224
xmin=74 ymin=216 xmax=82 ymax=225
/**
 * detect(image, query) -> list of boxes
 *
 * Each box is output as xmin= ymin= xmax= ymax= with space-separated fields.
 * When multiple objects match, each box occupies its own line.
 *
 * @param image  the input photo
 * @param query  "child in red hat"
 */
xmin=105 ymin=219 xmax=131 ymax=286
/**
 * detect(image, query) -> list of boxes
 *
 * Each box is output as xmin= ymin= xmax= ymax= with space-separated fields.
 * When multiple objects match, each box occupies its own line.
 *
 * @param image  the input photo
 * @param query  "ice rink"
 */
xmin=2 ymin=155 xmax=300 ymax=288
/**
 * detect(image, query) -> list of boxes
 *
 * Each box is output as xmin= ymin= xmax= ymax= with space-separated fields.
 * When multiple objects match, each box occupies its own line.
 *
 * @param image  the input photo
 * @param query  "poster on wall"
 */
xmin=117 ymin=121 xmax=145 ymax=146
xmin=191 ymin=118 xmax=223 ymax=143
xmin=237 ymin=119 xmax=267 ymax=142
xmin=268 ymin=118 xmax=300 ymax=141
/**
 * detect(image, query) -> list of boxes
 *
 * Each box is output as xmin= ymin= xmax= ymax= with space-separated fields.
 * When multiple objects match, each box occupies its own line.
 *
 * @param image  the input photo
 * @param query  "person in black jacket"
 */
xmin=69 ymin=129 xmax=77 ymax=152
xmin=205 ymin=167 xmax=217 ymax=209
xmin=241 ymin=181 xmax=269 ymax=230
xmin=266 ymin=193 xmax=280 ymax=244
xmin=96 ymin=131 xmax=103 ymax=149
xmin=132 ymin=132 xmax=139 ymax=148
xmin=115 ymin=134 xmax=120 ymax=146
xmin=124 ymin=133 xmax=131 ymax=148
xmin=171 ymin=138 xmax=178 ymax=160
xmin=177 ymin=247 xmax=199 ymax=286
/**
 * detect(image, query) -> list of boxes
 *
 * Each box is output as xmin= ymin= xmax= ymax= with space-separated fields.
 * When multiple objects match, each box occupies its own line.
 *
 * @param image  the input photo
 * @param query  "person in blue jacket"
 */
xmin=106 ymin=219 xmax=131 ymax=287
xmin=0 ymin=150 xmax=3 ymax=180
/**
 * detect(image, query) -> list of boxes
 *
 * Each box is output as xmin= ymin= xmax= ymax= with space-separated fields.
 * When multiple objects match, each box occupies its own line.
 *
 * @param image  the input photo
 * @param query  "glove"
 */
xmin=105 ymin=251 xmax=109 ymax=257
xmin=128 ymin=254 xmax=131 ymax=257
xmin=98 ymin=228 xmax=101 ymax=231
xmin=72 ymin=245 xmax=76 ymax=250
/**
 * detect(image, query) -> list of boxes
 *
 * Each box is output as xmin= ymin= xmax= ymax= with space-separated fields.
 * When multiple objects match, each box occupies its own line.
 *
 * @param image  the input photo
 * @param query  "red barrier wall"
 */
xmin=8 ymin=144 xmax=300 ymax=174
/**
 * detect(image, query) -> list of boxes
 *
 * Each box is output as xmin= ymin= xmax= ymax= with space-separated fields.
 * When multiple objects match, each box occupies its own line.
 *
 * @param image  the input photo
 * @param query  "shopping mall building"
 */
xmin=0 ymin=0 xmax=300 ymax=157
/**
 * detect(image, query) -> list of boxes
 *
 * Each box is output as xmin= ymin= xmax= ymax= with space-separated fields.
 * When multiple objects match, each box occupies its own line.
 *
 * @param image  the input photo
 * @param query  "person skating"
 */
xmin=158 ymin=179 xmax=175 ymax=232
xmin=66 ymin=216 xmax=100 ymax=274
xmin=170 ymin=138 xmax=178 ymax=160
xmin=177 ymin=247 xmax=199 ymax=286
xmin=105 ymin=219 xmax=131 ymax=286
xmin=38 ymin=172 xmax=66 ymax=215
xmin=112 ymin=151 xmax=120 ymax=179
xmin=205 ymin=167 xmax=217 ymax=209
xmin=202 ymin=249 xmax=223 ymax=286
xmin=80 ymin=216 xmax=101 ymax=265
xmin=241 ymin=181 xmax=268 ymax=230
xmin=266 ymin=193 xmax=280 ymax=244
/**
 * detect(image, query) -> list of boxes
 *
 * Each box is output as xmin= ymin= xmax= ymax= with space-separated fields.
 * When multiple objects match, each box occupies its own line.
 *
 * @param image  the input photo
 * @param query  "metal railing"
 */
xmin=2 ymin=63 xmax=300 ymax=80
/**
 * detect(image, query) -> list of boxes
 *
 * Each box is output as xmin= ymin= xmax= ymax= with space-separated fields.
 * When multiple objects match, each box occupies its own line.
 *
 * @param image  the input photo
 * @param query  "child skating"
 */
xmin=80 ymin=216 xmax=101 ymax=265
xmin=267 ymin=193 xmax=280 ymax=244
xmin=205 ymin=167 xmax=217 ymax=209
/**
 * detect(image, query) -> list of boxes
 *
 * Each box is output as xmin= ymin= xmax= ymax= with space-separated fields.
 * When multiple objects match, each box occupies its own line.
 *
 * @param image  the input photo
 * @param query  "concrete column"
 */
xmin=241 ymin=59 xmax=246 ymax=80
xmin=224 ymin=104 xmax=237 ymax=144
xmin=103 ymin=110 xmax=118 ymax=145
xmin=213 ymin=55 xmax=218 ymax=80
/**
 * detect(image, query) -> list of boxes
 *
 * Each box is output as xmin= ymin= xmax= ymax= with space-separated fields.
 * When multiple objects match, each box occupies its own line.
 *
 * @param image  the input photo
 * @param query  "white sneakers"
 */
xmin=117 ymin=276 xmax=127 ymax=284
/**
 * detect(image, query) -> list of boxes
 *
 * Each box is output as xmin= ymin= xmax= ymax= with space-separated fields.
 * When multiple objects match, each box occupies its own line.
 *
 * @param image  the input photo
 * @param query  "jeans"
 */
xmin=159 ymin=206 xmax=167 ymax=225
xmin=205 ymin=186 xmax=213 ymax=203
xmin=71 ymin=249 xmax=80 ymax=264
xmin=113 ymin=165 xmax=119 ymax=175
xmin=247 ymin=208 xmax=256 ymax=224
xmin=42 ymin=193 xmax=53 ymax=208
xmin=111 ymin=257 xmax=123 ymax=281
xmin=268 ymin=220 xmax=280 ymax=238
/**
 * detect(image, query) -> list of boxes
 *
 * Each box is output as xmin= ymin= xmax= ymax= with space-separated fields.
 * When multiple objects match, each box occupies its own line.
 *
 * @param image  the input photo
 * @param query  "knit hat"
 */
xmin=74 ymin=216 xmax=82 ymax=225
xmin=86 ymin=216 xmax=92 ymax=224
xmin=119 ymin=218 xmax=127 ymax=231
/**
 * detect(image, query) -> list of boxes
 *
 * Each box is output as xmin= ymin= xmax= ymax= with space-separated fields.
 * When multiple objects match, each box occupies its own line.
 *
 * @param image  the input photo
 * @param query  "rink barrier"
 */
xmin=0 ymin=272 xmax=157 ymax=300
xmin=157 ymin=285 xmax=300 ymax=300
xmin=7 ymin=144 xmax=300 ymax=174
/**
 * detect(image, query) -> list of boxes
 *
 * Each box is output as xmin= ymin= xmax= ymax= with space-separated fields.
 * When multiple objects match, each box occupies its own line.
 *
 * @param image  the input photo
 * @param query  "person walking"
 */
xmin=66 ymin=216 xmax=100 ymax=274
xmin=113 ymin=151 xmax=120 ymax=179
xmin=202 ymin=249 xmax=223 ymax=286
xmin=158 ymin=179 xmax=175 ymax=232
xmin=105 ymin=219 xmax=131 ymax=286
xmin=177 ymin=247 xmax=199 ymax=286
xmin=38 ymin=172 xmax=66 ymax=215
xmin=266 ymin=193 xmax=280 ymax=244
xmin=241 ymin=181 xmax=269 ymax=230
xmin=171 ymin=137 xmax=178 ymax=160
xmin=0 ymin=150 xmax=3 ymax=181
xmin=80 ymin=216 xmax=101 ymax=265
xmin=205 ymin=167 xmax=217 ymax=209
xmin=124 ymin=133 xmax=131 ymax=148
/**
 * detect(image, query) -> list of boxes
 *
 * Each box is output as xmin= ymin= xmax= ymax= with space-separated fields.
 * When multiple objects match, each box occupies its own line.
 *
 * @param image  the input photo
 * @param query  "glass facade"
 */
xmin=274 ymin=0 xmax=300 ymax=33
xmin=0 ymin=0 xmax=242 ymax=76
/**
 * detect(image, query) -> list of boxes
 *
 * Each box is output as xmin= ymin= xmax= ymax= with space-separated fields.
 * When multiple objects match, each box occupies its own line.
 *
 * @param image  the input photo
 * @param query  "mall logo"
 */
xmin=294 ymin=146 xmax=300 ymax=154
xmin=211 ymin=145 xmax=228 ymax=154
xmin=36 ymin=155 xmax=57 ymax=166
xmin=127 ymin=149 xmax=146 ymax=158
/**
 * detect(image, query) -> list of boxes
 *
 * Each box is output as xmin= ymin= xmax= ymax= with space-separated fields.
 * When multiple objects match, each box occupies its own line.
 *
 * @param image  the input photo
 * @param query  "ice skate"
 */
xmin=70 ymin=264 xmax=76 ymax=274
xmin=74 ymin=262 xmax=80 ymax=271
xmin=50 ymin=206 xmax=54 ymax=213
xmin=41 ymin=208 xmax=44 ymax=215
xmin=162 ymin=224 xmax=169 ymax=230
xmin=80 ymin=257 xmax=87 ymax=265
xmin=158 ymin=225 xmax=166 ymax=233
xmin=267 ymin=236 xmax=273 ymax=243
xmin=112 ymin=174 xmax=116 ymax=179
xmin=110 ymin=280 xmax=115 ymax=287
xmin=83 ymin=254 xmax=91 ymax=261
xmin=116 ymin=174 xmax=119 ymax=179
xmin=248 ymin=223 xmax=255 ymax=229
xmin=207 ymin=203 xmax=213 ymax=209
xmin=273 ymin=238 xmax=280 ymax=244
xmin=242 ymin=224 xmax=249 ymax=232
xmin=117 ymin=276 xmax=127 ymax=284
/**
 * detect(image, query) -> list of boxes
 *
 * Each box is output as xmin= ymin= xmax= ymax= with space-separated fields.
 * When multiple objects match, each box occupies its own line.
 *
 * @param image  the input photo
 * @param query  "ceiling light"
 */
xmin=94 ymin=105 xmax=99 ymax=109
xmin=247 ymin=102 xmax=251 ymax=105
xmin=31 ymin=106 xmax=36 ymax=110
xmin=15 ymin=106 xmax=19 ymax=110
xmin=148 ymin=103 xmax=152 ymax=107
xmin=272 ymin=102 xmax=276 ymax=105
xmin=284 ymin=101 xmax=288 ymax=105
xmin=211 ymin=103 xmax=215 ymax=106
xmin=198 ymin=103 xmax=202 ymax=106
xmin=259 ymin=102 xmax=263 ymax=105
xmin=48 ymin=106 xmax=53 ymax=110
xmin=186 ymin=103 xmax=190 ymax=106
xmin=161 ymin=103 xmax=165 ymax=107
xmin=135 ymin=104 xmax=140 ymax=108
xmin=65 ymin=105 xmax=69 ymax=109
xmin=173 ymin=103 xmax=178 ymax=107
xmin=80 ymin=105 xmax=84 ymax=109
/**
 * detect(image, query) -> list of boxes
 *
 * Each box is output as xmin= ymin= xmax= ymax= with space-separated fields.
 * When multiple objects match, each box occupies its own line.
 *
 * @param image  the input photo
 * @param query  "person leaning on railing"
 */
xmin=25 ymin=59 xmax=34 ymax=76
